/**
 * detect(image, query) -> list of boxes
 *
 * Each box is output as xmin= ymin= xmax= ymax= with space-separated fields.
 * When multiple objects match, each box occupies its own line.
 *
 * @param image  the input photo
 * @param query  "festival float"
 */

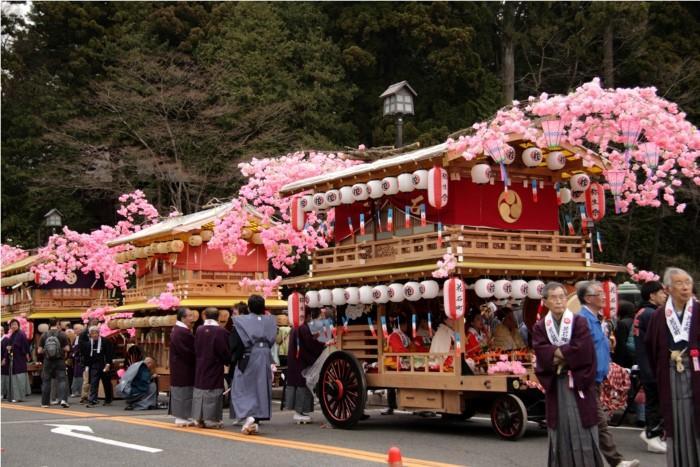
xmin=275 ymin=79 xmax=700 ymax=439
xmin=106 ymin=203 xmax=287 ymax=390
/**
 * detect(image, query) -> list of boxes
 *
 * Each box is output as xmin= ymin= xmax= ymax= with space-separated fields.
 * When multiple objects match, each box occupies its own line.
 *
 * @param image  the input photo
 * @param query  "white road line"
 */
xmin=47 ymin=424 xmax=163 ymax=453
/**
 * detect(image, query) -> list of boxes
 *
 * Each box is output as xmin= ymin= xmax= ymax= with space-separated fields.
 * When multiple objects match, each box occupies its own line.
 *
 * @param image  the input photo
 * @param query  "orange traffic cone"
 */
xmin=387 ymin=446 xmax=403 ymax=467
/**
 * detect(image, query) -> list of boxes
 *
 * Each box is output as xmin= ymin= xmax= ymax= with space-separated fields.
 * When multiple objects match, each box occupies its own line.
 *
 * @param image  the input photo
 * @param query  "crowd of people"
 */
xmin=2 ymin=268 xmax=699 ymax=466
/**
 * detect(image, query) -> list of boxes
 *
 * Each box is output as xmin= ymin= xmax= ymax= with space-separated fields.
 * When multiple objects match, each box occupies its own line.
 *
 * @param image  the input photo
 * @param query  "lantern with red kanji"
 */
xmin=290 ymin=196 xmax=305 ymax=232
xmin=602 ymin=280 xmax=618 ymax=320
xmin=443 ymin=277 xmax=467 ymax=319
xmin=427 ymin=165 xmax=448 ymax=209
xmin=287 ymin=291 xmax=305 ymax=328
xmin=585 ymin=182 xmax=606 ymax=222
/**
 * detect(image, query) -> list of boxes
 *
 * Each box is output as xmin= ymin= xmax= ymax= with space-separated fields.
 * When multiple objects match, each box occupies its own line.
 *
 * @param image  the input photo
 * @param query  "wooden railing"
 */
xmin=123 ymin=271 xmax=274 ymax=304
xmin=312 ymin=227 xmax=586 ymax=272
xmin=2 ymin=290 xmax=117 ymax=314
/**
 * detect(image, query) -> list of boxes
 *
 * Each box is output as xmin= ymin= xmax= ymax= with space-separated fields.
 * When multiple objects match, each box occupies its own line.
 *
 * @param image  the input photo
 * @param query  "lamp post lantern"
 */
xmin=44 ymin=208 xmax=63 ymax=235
xmin=380 ymin=81 xmax=417 ymax=149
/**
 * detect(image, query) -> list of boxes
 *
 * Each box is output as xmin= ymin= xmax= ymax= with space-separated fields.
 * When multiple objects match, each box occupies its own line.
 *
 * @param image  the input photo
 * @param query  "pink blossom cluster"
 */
xmin=80 ymin=306 xmax=134 ymax=337
xmin=447 ymin=78 xmax=700 ymax=212
xmin=626 ymin=263 xmax=660 ymax=283
xmin=239 ymin=276 xmax=282 ymax=298
xmin=210 ymin=151 xmax=362 ymax=273
xmin=1 ymin=244 xmax=28 ymax=269
xmin=32 ymin=191 xmax=159 ymax=290
xmin=432 ymin=252 xmax=457 ymax=278
xmin=487 ymin=356 xmax=527 ymax=375
xmin=147 ymin=282 xmax=181 ymax=310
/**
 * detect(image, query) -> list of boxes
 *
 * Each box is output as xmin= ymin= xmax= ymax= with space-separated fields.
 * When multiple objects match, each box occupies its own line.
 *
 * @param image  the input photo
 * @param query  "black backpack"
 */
xmin=45 ymin=332 xmax=62 ymax=359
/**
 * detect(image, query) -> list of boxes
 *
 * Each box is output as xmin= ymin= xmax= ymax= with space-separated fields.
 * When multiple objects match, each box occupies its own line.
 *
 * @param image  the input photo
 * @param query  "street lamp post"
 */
xmin=380 ymin=81 xmax=417 ymax=149
xmin=44 ymin=208 xmax=63 ymax=236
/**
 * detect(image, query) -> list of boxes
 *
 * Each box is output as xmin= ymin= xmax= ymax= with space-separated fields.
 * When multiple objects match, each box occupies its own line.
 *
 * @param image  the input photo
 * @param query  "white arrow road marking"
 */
xmin=46 ymin=424 xmax=162 ymax=453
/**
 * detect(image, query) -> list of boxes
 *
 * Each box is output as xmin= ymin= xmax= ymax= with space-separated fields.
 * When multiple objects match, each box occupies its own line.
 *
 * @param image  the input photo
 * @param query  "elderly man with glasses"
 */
xmin=577 ymin=281 xmax=639 ymax=467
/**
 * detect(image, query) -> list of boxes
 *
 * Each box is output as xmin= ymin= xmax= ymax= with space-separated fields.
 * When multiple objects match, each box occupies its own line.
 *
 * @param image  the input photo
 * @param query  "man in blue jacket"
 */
xmin=578 ymin=281 xmax=639 ymax=467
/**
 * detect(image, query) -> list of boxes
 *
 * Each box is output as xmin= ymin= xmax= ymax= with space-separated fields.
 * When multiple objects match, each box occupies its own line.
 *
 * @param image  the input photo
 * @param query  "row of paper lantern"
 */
xmin=114 ymin=229 xmax=264 ymax=264
xmin=107 ymin=315 xmax=178 ymax=329
xmin=302 ymin=279 xmax=546 ymax=308
xmin=298 ymin=166 xmax=449 ymax=212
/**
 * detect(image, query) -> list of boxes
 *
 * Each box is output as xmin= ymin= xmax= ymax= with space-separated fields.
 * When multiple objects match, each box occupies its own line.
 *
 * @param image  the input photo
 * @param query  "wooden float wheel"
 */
xmin=490 ymin=394 xmax=528 ymax=440
xmin=318 ymin=351 xmax=367 ymax=429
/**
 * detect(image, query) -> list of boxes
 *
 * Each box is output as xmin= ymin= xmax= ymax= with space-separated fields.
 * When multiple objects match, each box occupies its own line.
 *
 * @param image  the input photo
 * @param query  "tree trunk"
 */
xmin=501 ymin=4 xmax=515 ymax=105
xmin=602 ymin=20 xmax=614 ymax=88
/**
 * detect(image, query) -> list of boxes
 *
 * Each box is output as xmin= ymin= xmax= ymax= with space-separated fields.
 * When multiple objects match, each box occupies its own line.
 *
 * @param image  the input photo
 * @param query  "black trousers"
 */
xmin=88 ymin=365 xmax=112 ymax=404
xmin=41 ymin=359 xmax=68 ymax=405
xmin=642 ymin=381 xmax=663 ymax=437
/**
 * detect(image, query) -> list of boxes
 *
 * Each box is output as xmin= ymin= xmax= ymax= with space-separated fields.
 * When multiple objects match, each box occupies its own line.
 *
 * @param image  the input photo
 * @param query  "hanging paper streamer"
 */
xmin=367 ymin=316 xmax=377 ymax=337
xmin=555 ymin=182 xmax=561 ymax=205
xmin=537 ymin=299 xmax=545 ymax=320
xmin=565 ymin=215 xmax=575 ymax=235
xmin=578 ymin=205 xmax=588 ymax=234
xmin=427 ymin=313 xmax=433 ymax=337
xmin=404 ymin=205 xmax=411 ymax=229
xmin=437 ymin=222 xmax=443 ymax=248
xmin=412 ymin=314 xmax=417 ymax=338
xmin=380 ymin=316 xmax=389 ymax=339
xmin=531 ymin=179 xmax=538 ymax=203
xmin=455 ymin=333 xmax=462 ymax=354
xmin=596 ymin=231 xmax=603 ymax=253
xmin=420 ymin=204 xmax=427 ymax=227
xmin=387 ymin=208 xmax=394 ymax=232
xmin=500 ymin=163 xmax=509 ymax=192
xmin=375 ymin=210 xmax=383 ymax=233
xmin=347 ymin=217 xmax=355 ymax=240
xmin=359 ymin=213 xmax=366 ymax=236
xmin=342 ymin=317 xmax=349 ymax=334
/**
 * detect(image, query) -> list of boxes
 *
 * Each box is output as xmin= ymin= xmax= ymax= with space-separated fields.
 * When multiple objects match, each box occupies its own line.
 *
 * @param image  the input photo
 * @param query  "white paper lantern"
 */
xmin=305 ymin=291 xmax=320 ymax=308
xmin=570 ymin=173 xmax=591 ymax=191
xmin=494 ymin=279 xmax=513 ymax=299
xmin=325 ymin=189 xmax=341 ymax=207
xmin=572 ymin=190 xmax=586 ymax=203
xmin=372 ymin=285 xmax=389 ymax=304
xmin=474 ymin=279 xmax=496 ymax=298
xmin=559 ymin=187 xmax=572 ymax=204
xmin=359 ymin=285 xmax=374 ymax=304
xmin=398 ymin=173 xmax=415 ymax=192
xmin=318 ymin=289 xmax=333 ymax=306
xmin=344 ymin=287 xmax=360 ymax=305
xmin=419 ymin=280 xmax=440 ymax=299
xmin=546 ymin=151 xmax=566 ymax=170
xmin=443 ymin=277 xmax=467 ymax=320
xmin=339 ymin=186 xmax=355 ymax=204
xmin=300 ymin=195 xmax=314 ymax=212
xmin=510 ymin=280 xmax=529 ymax=299
xmin=188 ymin=235 xmax=203 ymax=247
xmin=527 ymin=280 xmax=545 ymax=299
xmin=313 ymin=193 xmax=328 ymax=210
xmin=503 ymin=145 xmax=516 ymax=165
xmin=290 ymin=197 xmax=305 ymax=232
xmin=381 ymin=177 xmax=399 ymax=196
xmin=388 ymin=283 xmax=405 ymax=302
xmin=522 ymin=147 xmax=543 ymax=167
xmin=427 ymin=166 xmax=449 ymax=209
xmin=403 ymin=282 xmax=422 ymax=302
xmin=332 ymin=288 xmax=347 ymax=306
xmin=351 ymin=183 xmax=369 ymax=201
xmin=471 ymin=164 xmax=491 ymax=184
xmin=367 ymin=180 xmax=383 ymax=199
xmin=412 ymin=169 xmax=429 ymax=189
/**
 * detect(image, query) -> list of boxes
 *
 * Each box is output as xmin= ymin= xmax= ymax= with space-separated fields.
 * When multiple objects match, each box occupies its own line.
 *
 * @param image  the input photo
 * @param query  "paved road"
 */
xmin=1 ymin=395 xmax=664 ymax=467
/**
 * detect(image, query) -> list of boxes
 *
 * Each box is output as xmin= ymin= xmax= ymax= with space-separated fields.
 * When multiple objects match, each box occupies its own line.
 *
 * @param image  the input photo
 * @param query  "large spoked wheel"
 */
xmin=318 ymin=351 xmax=367 ymax=429
xmin=490 ymin=394 xmax=528 ymax=440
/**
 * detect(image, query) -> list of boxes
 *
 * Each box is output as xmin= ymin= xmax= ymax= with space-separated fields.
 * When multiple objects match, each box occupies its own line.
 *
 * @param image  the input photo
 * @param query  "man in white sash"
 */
xmin=533 ymin=281 xmax=603 ymax=467
xmin=646 ymin=267 xmax=700 ymax=467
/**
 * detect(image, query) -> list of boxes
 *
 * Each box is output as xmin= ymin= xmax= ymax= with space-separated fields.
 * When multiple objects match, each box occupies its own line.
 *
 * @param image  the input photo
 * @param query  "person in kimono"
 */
xmin=646 ymin=267 xmax=700 ymax=467
xmin=169 ymin=307 xmax=196 ymax=426
xmin=532 ymin=282 xmax=603 ymax=467
xmin=231 ymin=295 xmax=277 ymax=435
xmin=465 ymin=312 xmax=489 ymax=358
xmin=285 ymin=308 xmax=325 ymax=424
xmin=69 ymin=323 xmax=84 ymax=397
xmin=192 ymin=308 xmax=230 ymax=429
xmin=2 ymin=319 xmax=31 ymax=402
xmin=121 ymin=357 xmax=158 ymax=410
